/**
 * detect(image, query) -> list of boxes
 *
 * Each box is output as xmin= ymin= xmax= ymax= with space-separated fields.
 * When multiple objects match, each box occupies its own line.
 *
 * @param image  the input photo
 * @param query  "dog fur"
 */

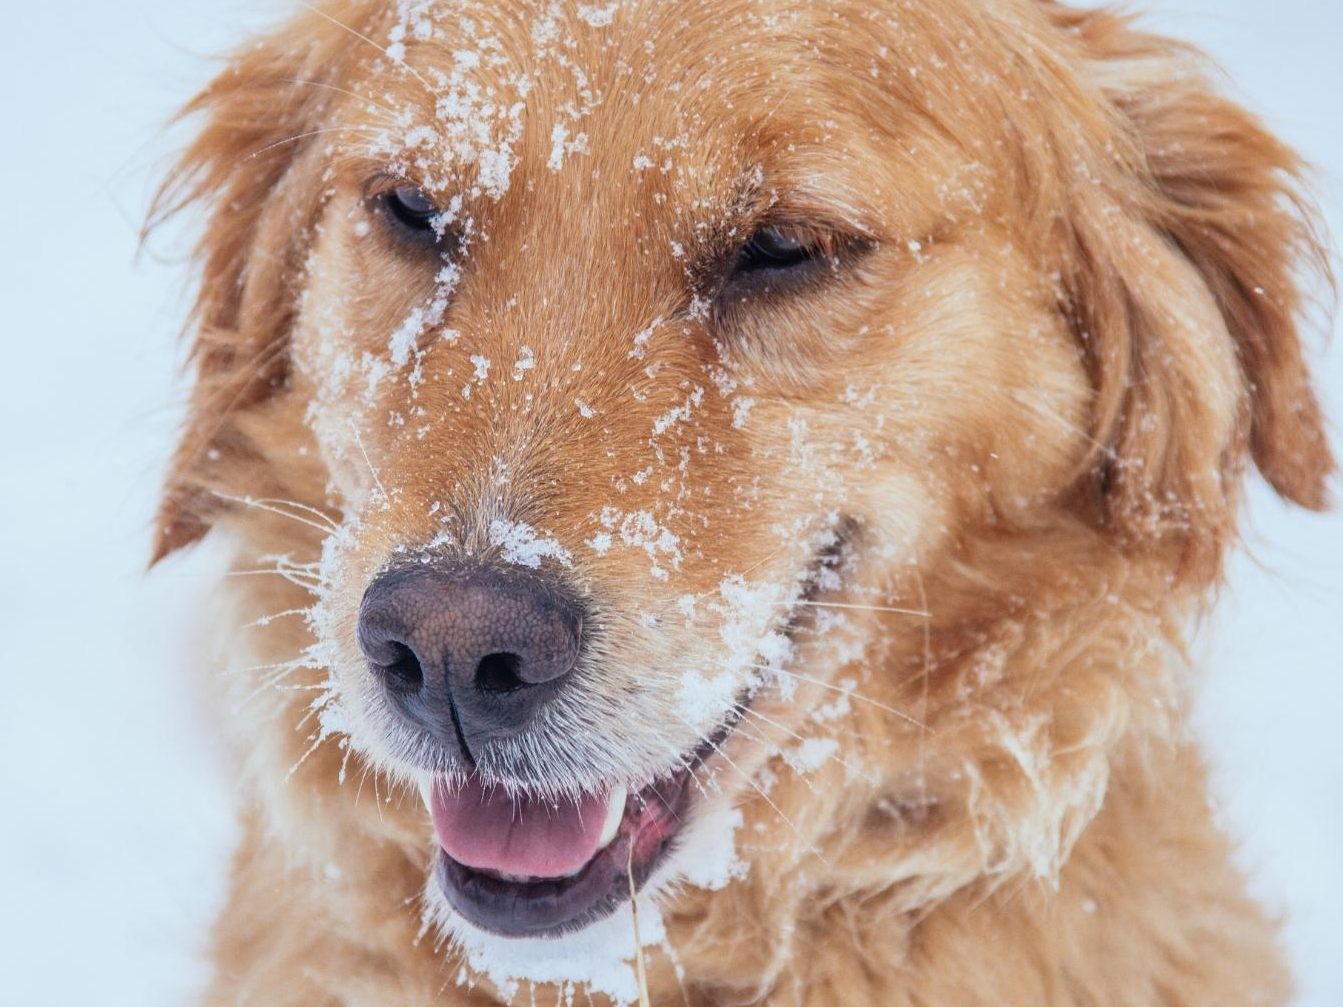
xmin=151 ymin=1 xmax=1334 ymax=1003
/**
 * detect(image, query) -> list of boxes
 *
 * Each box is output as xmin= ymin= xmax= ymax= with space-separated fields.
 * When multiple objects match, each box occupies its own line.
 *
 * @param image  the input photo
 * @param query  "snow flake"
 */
xmin=577 ymin=3 xmax=620 ymax=27
xmin=511 ymin=346 xmax=535 ymax=380
xmin=488 ymin=520 xmax=573 ymax=569
xmin=547 ymin=122 xmax=589 ymax=171
xmin=628 ymin=316 xmax=662 ymax=360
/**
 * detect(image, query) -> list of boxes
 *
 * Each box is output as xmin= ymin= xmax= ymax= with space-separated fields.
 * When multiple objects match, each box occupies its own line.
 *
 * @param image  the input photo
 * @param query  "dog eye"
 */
xmin=379 ymin=184 xmax=443 ymax=241
xmin=735 ymin=225 xmax=821 ymax=274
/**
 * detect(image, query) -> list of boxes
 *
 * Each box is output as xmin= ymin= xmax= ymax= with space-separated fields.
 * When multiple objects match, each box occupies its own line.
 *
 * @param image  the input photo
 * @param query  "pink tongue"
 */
xmin=429 ymin=777 xmax=611 ymax=879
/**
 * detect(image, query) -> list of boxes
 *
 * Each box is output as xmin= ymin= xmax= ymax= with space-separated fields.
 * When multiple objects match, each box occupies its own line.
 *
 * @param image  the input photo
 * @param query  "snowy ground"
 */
xmin=0 ymin=2 xmax=1339 ymax=1004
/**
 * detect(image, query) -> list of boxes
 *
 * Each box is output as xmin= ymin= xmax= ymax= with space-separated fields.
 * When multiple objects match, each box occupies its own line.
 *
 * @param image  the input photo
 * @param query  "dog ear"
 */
xmin=147 ymin=9 xmax=361 ymax=564
xmin=1053 ymin=8 xmax=1334 ymax=580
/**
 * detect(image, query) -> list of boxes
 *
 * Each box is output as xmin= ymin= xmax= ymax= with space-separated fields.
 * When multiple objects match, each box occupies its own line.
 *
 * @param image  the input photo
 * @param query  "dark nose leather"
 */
xmin=356 ymin=562 xmax=584 ymax=759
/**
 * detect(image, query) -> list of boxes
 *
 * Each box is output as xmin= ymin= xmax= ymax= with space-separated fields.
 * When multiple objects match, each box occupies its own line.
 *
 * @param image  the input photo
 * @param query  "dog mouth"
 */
xmin=426 ymin=725 xmax=731 ymax=938
xmin=421 ymin=522 xmax=854 ymax=938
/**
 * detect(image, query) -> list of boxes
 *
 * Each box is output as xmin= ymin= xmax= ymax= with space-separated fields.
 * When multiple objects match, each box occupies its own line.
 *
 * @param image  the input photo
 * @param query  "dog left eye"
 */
xmin=379 ymin=184 xmax=443 ymax=241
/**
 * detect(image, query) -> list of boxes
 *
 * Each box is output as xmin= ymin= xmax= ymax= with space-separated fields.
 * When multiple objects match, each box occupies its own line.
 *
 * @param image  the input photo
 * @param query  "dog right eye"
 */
xmin=378 ymin=184 xmax=443 ymax=244
xmin=735 ymin=225 xmax=823 ymax=275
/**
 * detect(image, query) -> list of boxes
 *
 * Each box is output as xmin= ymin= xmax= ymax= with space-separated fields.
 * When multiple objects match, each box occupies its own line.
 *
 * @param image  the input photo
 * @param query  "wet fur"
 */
xmin=153 ymin=1 xmax=1334 ymax=1004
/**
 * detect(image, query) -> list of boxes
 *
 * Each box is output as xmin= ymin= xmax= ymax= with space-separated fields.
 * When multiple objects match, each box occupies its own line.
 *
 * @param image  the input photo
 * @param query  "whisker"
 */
xmin=239 ymin=607 xmax=313 ymax=630
xmin=247 ymin=496 xmax=342 ymax=530
xmin=733 ymin=541 xmax=792 ymax=581
xmin=247 ymin=124 xmax=385 ymax=160
xmin=735 ymin=705 xmax=869 ymax=778
xmin=353 ymin=761 xmax=375 ymax=807
xmin=744 ymin=700 xmax=873 ymax=746
xmin=224 ymin=656 xmax=317 ymax=678
xmin=279 ymin=77 xmax=401 ymax=118
xmin=287 ymin=726 xmax=331 ymax=780
xmin=236 ymin=661 xmax=322 ymax=707
xmin=757 ymin=664 xmax=927 ymax=730
xmin=297 ymin=1 xmax=438 ymax=96
xmin=672 ymin=713 xmax=831 ymax=868
xmin=770 ymin=599 xmax=930 ymax=617
xmin=1009 ymin=390 xmax=1115 ymax=460
xmin=350 ymin=423 xmax=391 ymax=506
xmin=295 ymin=689 xmax=336 ymax=732
xmin=224 ymin=568 xmax=323 ymax=593
xmin=210 ymin=491 xmax=338 ymax=536
xmin=914 ymin=570 xmax=933 ymax=786
xmin=727 ymin=721 xmax=821 ymax=794
xmin=256 ymin=553 xmax=325 ymax=575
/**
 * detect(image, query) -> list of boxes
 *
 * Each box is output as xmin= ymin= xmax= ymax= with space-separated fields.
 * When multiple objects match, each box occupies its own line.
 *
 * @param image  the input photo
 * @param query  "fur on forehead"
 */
xmin=310 ymin=0 xmax=1071 ymax=236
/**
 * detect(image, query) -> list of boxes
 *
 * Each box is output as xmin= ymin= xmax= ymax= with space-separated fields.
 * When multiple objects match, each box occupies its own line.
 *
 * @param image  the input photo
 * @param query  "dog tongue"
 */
xmin=429 ymin=777 xmax=610 ymax=879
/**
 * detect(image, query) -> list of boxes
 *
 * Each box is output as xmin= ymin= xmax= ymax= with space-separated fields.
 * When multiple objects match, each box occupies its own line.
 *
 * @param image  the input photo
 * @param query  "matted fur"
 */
xmin=151 ymin=1 xmax=1334 ymax=1004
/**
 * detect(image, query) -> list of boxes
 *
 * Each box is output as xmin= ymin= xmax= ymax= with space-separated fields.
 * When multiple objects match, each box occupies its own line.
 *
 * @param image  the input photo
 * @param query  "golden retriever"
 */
xmin=151 ymin=1 xmax=1334 ymax=1003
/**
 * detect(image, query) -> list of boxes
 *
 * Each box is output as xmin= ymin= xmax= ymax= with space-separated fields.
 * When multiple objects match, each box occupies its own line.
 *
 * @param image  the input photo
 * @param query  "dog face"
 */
xmin=154 ymin=0 xmax=1331 ymax=961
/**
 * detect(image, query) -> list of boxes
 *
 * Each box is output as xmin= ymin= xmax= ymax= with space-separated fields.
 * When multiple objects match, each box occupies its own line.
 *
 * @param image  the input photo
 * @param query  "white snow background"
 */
xmin=0 ymin=2 xmax=1338 ymax=1004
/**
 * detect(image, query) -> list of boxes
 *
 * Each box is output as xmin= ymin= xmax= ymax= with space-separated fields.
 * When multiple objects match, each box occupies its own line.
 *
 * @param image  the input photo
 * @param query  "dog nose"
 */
xmin=355 ymin=562 xmax=584 ymax=758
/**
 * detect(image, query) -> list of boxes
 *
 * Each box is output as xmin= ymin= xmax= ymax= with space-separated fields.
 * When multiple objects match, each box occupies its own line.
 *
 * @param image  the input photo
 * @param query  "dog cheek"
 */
xmin=847 ymin=468 xmax=942 ymax=567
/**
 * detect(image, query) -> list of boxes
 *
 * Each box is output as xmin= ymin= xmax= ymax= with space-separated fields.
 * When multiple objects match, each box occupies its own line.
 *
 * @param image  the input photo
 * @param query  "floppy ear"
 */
xmin=147 ymin=9 xmax=362 ymax=563
xmin=1051 ymin=8 xmax=1334 ymax=579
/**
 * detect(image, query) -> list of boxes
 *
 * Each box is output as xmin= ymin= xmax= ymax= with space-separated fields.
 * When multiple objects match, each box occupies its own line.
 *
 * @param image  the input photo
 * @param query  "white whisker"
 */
xmin=279 ymin=77 xmax=401 ymax=118
xmin=247 ymin=496 xmax=341 ymax=530
xmin=210 ymin=491 xmax=338 ymax=535
xmin=759 ymin=664 xmax=927 ymax=730
xmin=297 ymin=1 xmax=437 ymax=96
xmin=350 ymin=423 xmax=390 ymax=506
xmin=772 ymin=599 xmax=930 ymax=617
xmin=1010 ymin=389 xmax=1115 ymax=460
xmin=247 ymin=124 xmax=385 ymax=160
xmin=673 ymin=713 xmax=831 ymax=868
xmin=224 ymin=568 xmax=323 ymax=593
xmin=736 ymin=705 xmax=869 ymax=778
xmin=240 ymin=607 xmax=313 ymax=630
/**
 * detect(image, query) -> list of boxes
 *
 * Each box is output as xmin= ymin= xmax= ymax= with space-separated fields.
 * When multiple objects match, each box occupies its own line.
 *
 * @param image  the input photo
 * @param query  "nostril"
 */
xmin=475 ymin=652 xmax=525 ymax=693
xmin=377 ymin=641 xmax=424 ymax=689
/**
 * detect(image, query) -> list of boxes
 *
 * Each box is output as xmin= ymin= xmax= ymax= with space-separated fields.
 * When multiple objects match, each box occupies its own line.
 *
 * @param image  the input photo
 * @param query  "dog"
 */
xmin=151 ymin=1 xmax=1334 ymax=1003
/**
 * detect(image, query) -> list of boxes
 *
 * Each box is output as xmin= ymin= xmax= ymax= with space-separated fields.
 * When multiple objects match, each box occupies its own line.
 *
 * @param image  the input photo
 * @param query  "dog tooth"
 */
xmin=597 ymin=790 xmax=627 ymax=849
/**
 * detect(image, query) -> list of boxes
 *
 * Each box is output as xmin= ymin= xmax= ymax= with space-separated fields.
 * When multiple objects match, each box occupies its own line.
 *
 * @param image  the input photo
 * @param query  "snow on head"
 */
xmin=577 ymin=3 xmax=621 ymax=28
xmin=374 ymin=9 xmax=527 ymax=203
xmin=510 ymin=345 xmax=535 ymax=380
xmin=388 ymin=264 xmax=461 ymax=367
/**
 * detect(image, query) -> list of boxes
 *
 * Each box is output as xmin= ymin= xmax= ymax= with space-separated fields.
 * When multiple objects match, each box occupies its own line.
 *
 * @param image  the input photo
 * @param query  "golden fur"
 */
xmin=152 ymin=1 xmax=1334 ymax=1003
